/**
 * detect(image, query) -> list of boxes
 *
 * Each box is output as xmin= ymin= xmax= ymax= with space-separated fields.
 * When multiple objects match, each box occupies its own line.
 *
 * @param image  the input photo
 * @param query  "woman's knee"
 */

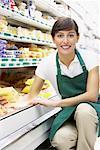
xmin=74 ymin=103 xmax=98 ymax=123
xmin=51 ymin=124 xmax=77 ymax=149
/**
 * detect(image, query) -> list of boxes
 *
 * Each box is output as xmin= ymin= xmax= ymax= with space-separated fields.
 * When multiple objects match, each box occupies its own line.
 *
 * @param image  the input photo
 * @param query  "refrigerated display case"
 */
xmin=0 ymin=96 xmax=61 ymax=150
xmin=0 ymin=1 xmax=66 ymax=149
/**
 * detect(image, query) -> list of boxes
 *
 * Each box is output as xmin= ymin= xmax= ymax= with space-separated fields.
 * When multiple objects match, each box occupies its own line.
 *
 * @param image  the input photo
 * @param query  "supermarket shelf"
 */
xmin=0 ymin=57 xmax=41 ymax=68
xmin=0 ymin=32 xmax=55 ymax=47
xmin=0 ymin=5 xmax=52 ymax=31
xmin=34 ymin=0 xmax=66 ymax=17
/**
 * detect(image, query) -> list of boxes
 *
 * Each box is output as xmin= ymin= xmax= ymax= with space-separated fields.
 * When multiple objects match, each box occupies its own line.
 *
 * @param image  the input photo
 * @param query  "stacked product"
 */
xmin=0 ymin=15 xmax=8 ymax=33
xmin=0 ymin=0 xmax=17 ymax=10
xmin=5 ymin=48 xmax=22 ymax=58
xmin=0 ymin=39 xmax=7 ymax=57
xmin=0 ymin=40 xmax=22 ymax=58
xmin=6 ymin=42 xmax=22 ymax=58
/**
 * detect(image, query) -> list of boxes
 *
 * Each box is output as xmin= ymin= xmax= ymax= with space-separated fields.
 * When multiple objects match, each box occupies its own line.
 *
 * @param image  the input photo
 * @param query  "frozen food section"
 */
xmin=0 ymin=63 xmax=61 ymax=150
xmin=0 ymin=95 xmax=61 ymax=150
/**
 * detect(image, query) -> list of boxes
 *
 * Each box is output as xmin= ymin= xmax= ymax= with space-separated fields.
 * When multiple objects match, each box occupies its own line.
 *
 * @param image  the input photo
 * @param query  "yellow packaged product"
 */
xmin=39 ymin=92 xmax=52 ymax=99
xmin=25 ymin=78 xmax=35 ymax=85
xmin=0 ymin=87 xmax=19 ymax=102
xmin=21 ymin=86 xmax=31 ymax=94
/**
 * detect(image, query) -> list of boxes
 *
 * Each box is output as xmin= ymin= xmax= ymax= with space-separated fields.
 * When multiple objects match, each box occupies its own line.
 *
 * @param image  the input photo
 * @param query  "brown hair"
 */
xmin=51 ymin=17 xmax=79 ymax=38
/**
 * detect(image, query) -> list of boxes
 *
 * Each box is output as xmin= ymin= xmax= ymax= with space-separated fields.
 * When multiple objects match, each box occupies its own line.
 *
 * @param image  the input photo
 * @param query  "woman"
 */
xmin=27 ymin=17 xmax=100 ymax=150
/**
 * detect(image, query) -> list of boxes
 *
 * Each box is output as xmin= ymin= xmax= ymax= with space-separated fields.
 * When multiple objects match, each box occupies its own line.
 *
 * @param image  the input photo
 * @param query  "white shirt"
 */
xmin=36 ymin=49 xmax=99 ymax=97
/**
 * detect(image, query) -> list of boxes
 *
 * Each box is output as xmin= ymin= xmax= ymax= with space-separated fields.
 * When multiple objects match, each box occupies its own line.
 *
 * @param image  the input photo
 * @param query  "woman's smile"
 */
xmin=53 ymin=30 xmax=79 ymax=55
xmin=61 ymin=45 xmax=71 ymax=50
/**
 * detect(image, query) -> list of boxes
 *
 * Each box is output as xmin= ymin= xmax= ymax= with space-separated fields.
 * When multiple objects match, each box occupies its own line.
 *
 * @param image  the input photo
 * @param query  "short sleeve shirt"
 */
xmin=36 ymin=49 xmax=99 ymax=97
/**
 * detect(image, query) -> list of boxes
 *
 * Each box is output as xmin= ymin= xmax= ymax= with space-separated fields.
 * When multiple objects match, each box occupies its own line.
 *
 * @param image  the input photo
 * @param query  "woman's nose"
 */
xmin=63 ymin=36 xmax=69 ymax=42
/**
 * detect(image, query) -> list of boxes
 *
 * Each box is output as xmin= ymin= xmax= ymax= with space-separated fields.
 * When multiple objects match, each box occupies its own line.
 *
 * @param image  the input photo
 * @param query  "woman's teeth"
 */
xmin=62 ymin=46 xmax=70 ymax=49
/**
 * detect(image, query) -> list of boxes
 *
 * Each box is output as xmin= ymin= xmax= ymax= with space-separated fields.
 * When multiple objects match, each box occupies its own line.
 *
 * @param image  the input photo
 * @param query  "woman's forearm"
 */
xmin=28 ymin=75 xmax=44 ymax=101
xmin=57 ymin=91 xmax=99 ymax=107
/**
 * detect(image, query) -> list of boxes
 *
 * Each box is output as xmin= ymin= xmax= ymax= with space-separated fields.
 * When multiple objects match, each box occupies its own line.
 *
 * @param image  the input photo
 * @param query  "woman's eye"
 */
xmin=69 ymin=34 xmax=75 ymax=38
xmin=56 ymin=33 xmax=76 ymax=39
xmin=57 ymin=34 xmax=64 ymax=38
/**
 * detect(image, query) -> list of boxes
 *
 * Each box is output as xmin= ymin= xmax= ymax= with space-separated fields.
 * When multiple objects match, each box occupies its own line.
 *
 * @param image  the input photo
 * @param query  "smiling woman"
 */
xmin=25 ymin=17 xmax=100 ymax=150
xmin=51 ymin=17 xmax=80 ymax=67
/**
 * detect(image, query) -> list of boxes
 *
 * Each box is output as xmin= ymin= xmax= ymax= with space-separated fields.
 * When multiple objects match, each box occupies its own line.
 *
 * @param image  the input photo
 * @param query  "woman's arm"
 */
xmin=32 ymin=66 xmax=99 ymax=107
xmin=27 ymin=75 xmax=45 ymax=101
xmin=57 ymin=66 xmax=99 ymax=107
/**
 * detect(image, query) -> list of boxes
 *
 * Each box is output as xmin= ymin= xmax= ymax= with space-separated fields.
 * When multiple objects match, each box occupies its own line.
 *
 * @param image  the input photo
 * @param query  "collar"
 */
xmin=59 ymin=54 xmax=79 ymax=67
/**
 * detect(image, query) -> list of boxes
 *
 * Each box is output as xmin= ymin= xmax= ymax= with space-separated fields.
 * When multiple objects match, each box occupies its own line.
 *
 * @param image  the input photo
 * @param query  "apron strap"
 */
xmin=56 ymin=52 xmax=61 ymax=76
xmin=75 ymin=49 xmax=87 ymax=72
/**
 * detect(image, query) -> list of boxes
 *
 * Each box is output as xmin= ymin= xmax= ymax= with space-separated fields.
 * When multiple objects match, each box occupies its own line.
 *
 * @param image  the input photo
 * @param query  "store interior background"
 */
xmin=60 ymin=0 xmax=100 ymax=55
xmin=0 ymin=0 xmax=100 ymax=150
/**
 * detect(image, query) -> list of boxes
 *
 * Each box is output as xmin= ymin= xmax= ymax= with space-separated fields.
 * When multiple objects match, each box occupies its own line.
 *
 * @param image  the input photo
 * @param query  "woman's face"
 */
xmin=53 ymin=29 xmax=79 ymax=55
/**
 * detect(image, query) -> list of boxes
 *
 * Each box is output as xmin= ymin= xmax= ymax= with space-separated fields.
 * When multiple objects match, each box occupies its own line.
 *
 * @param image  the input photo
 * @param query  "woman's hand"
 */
xmin=32 ymin=98 xmax=60 ymax=107
xmin=0 ymin=96 xmax=8 ymax=105
xmin=23 ymin=94 xmax=60 ymax=107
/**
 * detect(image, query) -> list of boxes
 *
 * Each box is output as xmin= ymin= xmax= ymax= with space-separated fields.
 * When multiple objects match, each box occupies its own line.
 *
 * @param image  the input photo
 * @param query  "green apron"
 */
xmin=49 ymin=49 xmax=100 ymax=141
